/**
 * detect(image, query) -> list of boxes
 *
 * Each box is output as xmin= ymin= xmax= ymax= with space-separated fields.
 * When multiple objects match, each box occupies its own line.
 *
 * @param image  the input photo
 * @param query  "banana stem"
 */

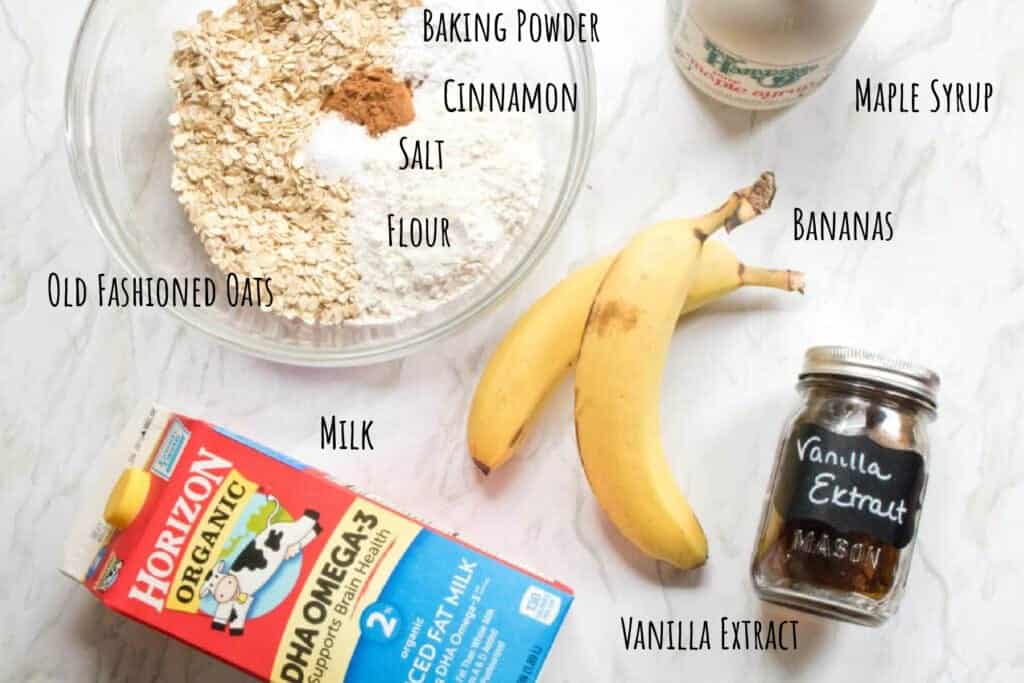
xmin=732 ymin=171 xmax=777 ymax=229
xmin=696 ymin=171 xmax=777 ymax=239
xmin=739 ymin=265 xmax=807 ymax=294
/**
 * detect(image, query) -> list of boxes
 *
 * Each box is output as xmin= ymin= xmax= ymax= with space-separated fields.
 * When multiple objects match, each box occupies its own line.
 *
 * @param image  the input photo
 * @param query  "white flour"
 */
xmin=302 ymin=2 xmax=545 ymax=324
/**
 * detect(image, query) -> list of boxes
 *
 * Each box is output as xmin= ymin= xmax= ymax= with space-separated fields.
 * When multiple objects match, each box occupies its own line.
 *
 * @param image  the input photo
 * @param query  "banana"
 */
xmin=574 ymin=173 xmax=777 ymax=569
xmin=468 ymin=236 xmax=803 ymax=476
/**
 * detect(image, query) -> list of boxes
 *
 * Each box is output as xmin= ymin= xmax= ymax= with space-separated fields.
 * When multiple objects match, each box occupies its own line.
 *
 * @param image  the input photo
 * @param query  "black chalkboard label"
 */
xmin=774 ymin=423 xmax=925 ymax=549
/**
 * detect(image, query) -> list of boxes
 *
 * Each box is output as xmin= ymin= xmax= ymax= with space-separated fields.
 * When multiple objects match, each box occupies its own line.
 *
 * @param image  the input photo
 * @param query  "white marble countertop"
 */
xmin=3 ymin=0 xmax=1023 ymax=681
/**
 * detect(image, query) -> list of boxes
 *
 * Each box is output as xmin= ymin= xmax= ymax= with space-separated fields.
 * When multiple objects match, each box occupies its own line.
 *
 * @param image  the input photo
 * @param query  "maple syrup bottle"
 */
xmin=752 ymin=347 xmax=939 ymax=625
xmin=667 ymin=0 xmax=877 ymax=110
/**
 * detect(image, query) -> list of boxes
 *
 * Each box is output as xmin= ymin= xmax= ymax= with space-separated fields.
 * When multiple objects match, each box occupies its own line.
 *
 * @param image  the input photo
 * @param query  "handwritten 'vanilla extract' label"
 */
xmin=774 ymin=424 xmax=925 ymax=549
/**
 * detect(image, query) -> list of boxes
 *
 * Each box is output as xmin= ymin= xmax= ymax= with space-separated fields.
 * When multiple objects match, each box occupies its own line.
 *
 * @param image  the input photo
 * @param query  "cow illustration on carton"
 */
xmin=200 ymin=496 xmax=322 ymax=636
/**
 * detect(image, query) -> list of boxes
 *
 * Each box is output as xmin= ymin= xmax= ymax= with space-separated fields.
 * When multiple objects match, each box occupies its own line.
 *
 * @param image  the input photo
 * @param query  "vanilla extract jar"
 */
xmin=752 ymin=347 xmax=940 ymax=626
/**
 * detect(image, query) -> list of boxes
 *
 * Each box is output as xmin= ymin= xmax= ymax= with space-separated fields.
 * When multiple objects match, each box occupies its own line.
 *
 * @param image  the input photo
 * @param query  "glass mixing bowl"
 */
xmin=66 ymin=0 xmax=595 ymax=366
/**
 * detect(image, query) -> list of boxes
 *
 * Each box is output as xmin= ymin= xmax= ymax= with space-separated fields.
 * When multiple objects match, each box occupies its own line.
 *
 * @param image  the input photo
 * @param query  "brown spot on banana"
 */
xmin=581 ymin=251 xmax=626 ymax=344
xmin=590 ymin=301 xmax=639 ymax=335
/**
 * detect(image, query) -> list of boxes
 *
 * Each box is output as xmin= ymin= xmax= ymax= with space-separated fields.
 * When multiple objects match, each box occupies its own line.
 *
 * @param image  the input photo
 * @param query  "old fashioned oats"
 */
xmin=169 ymin=0 xmax=416 ymax=325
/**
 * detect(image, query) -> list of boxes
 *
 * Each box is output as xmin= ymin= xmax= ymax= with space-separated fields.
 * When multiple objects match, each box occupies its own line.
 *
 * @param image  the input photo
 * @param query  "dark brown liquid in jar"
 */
xmin=758 ymin=519 xmax=901 ymax=598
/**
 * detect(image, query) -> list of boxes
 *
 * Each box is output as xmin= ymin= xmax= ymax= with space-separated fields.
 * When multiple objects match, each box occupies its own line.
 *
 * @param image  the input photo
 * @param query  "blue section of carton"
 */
xmin=344 ymin=530 xmax=573 ymax=683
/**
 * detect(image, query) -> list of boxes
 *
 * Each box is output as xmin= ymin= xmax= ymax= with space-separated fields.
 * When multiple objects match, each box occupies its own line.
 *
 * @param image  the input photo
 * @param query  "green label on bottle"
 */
xmin=703 ymin=38 xmax=819 ymax=89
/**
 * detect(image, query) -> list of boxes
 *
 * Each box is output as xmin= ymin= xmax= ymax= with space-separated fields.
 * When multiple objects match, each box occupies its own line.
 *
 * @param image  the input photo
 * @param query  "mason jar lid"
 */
xmin=800 ymin=346 xmax=940 ymax=409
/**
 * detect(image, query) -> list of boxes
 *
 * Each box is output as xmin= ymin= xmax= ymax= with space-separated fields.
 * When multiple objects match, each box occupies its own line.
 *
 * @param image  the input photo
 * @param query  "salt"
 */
xmin=302 ymin=115 xmax=378 ymax=183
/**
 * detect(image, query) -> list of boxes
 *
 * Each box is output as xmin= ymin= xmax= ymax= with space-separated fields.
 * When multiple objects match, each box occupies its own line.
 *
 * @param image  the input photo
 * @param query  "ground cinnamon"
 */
xmin=323 ymin=67 xmax=415 ymax=136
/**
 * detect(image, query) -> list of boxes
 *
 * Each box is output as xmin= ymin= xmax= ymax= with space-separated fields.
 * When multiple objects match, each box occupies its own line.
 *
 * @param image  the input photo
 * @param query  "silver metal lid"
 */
xmin=800 ymin=346 xmax=940 ymax=408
